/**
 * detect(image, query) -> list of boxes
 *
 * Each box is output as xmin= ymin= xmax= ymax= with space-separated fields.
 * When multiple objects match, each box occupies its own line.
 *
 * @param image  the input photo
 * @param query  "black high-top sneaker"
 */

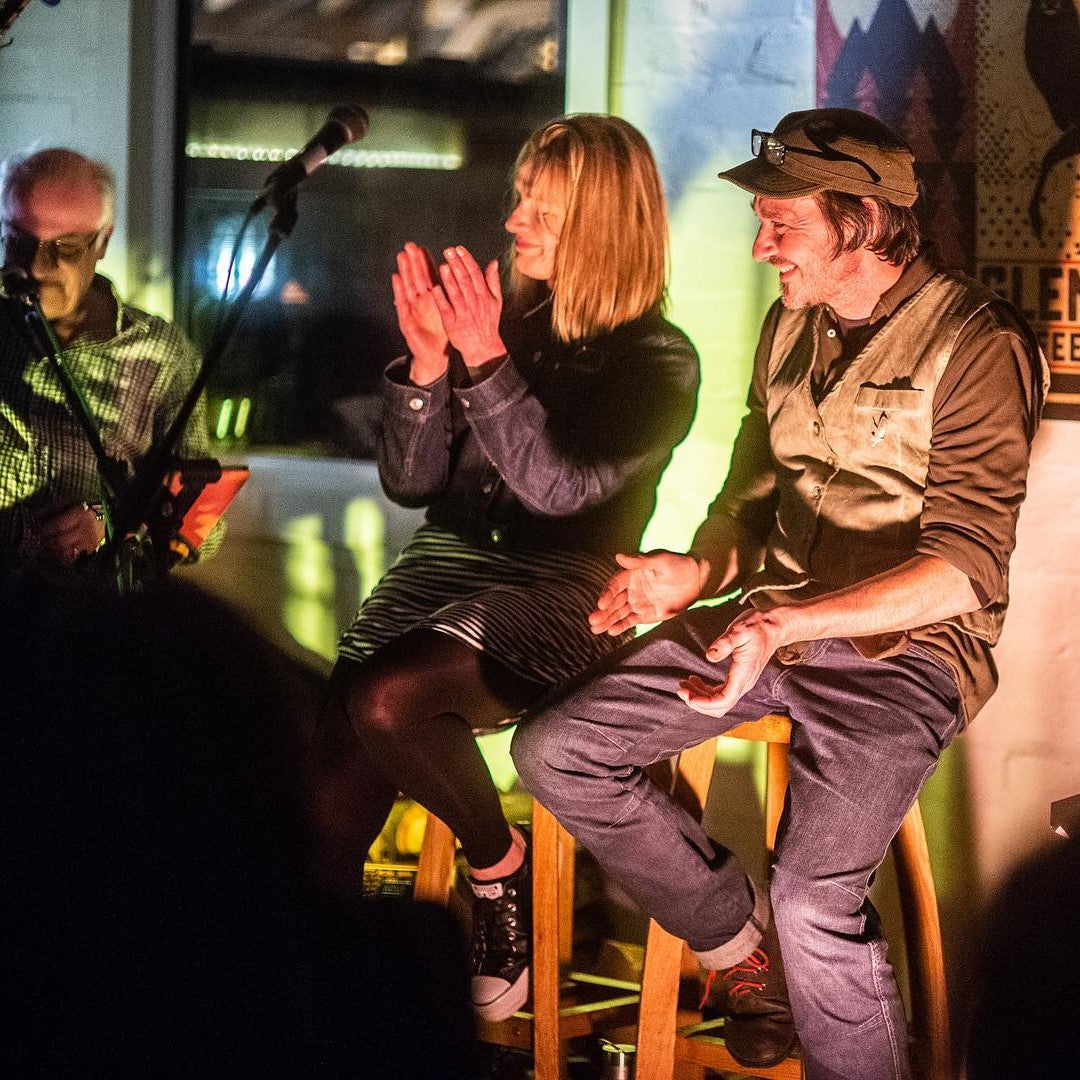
xmin=714 ymin=916 xmax=797 ymax=1067
xmin=467 ymin=829 xmax=531 ymax=1022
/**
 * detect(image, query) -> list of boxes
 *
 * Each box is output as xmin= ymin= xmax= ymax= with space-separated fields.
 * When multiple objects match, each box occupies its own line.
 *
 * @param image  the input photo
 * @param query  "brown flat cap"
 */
xmin=719 ymin=108 xmax=918 ymax=207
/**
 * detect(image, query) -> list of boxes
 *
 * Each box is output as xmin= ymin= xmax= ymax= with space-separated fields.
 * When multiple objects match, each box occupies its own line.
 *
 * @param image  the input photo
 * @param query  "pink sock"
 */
xmin=469 ymin=825 xmax=526 ymax=881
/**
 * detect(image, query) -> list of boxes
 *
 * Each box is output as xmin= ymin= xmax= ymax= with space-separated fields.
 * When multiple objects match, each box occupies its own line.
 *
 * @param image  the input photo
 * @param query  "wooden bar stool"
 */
xmin=415 ymin=799 xmax=641 ymax=1079
xmin=634 ymin=715 xmax=951 ymax=1080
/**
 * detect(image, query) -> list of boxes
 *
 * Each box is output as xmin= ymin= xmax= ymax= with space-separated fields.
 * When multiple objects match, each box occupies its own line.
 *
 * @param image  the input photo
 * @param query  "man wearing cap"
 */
xmin=513 ymin=108 xmax=1046 ymax=1078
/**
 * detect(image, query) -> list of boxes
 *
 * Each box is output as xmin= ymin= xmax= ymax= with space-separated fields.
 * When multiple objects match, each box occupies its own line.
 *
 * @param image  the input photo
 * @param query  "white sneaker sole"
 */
xmin=471 ymin=966 xmax=530 ymax=1022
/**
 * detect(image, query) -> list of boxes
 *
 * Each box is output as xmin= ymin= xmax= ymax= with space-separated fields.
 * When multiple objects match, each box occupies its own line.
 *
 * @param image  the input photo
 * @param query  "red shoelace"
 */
xmin=699 ymin=947 xmax=770 ymax=1010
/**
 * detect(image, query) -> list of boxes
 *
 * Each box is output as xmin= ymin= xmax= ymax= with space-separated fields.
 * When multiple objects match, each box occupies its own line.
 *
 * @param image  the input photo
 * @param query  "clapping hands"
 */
xmin=392 ymin=242 xmax=449 ymax=385
xmin=392 ymin=242 xmax=506 ymax=384
xmin=432 ymin=246 xmax=505 ymax=368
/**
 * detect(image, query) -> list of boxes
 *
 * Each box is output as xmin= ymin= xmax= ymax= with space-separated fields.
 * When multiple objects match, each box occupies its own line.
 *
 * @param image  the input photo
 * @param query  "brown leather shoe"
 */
xmin=704 ymin=916 xmax=797 ymax=1068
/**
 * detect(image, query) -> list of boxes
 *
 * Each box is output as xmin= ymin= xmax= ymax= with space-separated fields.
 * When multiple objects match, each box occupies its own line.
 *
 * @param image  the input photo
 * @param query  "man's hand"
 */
xmin=589 ymin=551 xmax=708 ymax=636
xmin=677 ymin=607 xmax=787 ymax=717
xmin=675 ymin=554 xmax=984 ymax=718
xmin=432 ymin=246 xmax=506 ymax=368
xmin=38 ymin=502 xmax=106 ymax=566
xmin=391 ymin=242 xmax=450 ymax=384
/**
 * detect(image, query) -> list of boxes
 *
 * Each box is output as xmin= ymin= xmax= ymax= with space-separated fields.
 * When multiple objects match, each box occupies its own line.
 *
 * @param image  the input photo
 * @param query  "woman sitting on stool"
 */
xmin=310 ymin=113 xmax=700 ymax=1023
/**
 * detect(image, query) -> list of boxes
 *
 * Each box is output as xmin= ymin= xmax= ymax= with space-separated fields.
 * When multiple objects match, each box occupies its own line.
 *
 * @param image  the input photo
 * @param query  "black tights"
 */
xmin=308 ymin=630 xmax=544 ymax=895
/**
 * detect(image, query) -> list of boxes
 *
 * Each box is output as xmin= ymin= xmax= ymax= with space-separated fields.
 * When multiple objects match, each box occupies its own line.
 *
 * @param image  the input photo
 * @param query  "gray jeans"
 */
xmin=511 ymin=600 xmax=962 ymax=1080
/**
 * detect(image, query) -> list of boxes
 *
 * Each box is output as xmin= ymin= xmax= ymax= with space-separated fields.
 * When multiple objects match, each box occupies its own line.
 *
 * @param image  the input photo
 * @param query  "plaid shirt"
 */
xmin=0 ymin=275 xmax=214 ymax=572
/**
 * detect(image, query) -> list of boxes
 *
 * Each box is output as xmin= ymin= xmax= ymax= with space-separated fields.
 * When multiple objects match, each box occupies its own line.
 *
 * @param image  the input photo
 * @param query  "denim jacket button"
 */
xmin=490 ymin=528 xmax=502 ymax=543
xmin=481 ymin=482 xmax=494 ymax=495
xmin=407 ymin=396 xmax=424 ymax=411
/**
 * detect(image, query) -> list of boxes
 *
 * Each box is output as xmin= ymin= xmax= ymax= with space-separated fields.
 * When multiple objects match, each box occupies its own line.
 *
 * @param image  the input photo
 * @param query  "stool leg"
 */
xmin=635 ymin=918 xmax=684 ymax=1080
xmin=764 ymin=741 xmax=789 ymax=857
xmin=892 ymin=800 xmax=951 ymax=1080
xmin=636 ymin=739 xmax=720 ymax=1080
xmin=414 ymin=812 xmax=456 ymax=904
xmin=557 ymin=821 xmax=574 ymax=969
xmin=532 ymin=800 xmax=568 ymax=1079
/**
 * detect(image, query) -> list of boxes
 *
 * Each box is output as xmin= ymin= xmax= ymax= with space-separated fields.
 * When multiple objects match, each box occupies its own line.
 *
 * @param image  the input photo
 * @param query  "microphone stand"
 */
xmin=98 ymin=192 xmax=300 ymax=592
xmin=7 ymin=285 xmax=127 ymax=563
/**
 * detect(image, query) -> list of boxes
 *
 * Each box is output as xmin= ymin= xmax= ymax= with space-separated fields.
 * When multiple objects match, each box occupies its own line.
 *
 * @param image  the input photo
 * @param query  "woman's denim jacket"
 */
xmin=377 ymin=303 xmax=700 ymax=555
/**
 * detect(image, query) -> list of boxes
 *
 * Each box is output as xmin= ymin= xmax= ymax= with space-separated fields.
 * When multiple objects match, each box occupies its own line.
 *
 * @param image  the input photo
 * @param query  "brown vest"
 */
xmin=743 ymin=272 xmax=1018 ymax=645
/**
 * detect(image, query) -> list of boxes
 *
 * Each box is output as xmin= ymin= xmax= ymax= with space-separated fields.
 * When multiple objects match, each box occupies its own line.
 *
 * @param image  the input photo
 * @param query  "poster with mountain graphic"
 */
xmin=817 ymin=0 xmax=976 ymax=273
xmin=817 ymin=0 xmax=1080 ymax=419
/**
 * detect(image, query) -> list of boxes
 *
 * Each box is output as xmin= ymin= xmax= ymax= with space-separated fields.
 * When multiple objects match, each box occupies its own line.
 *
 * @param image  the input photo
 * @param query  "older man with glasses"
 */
xmin=512 ymin=108 xmax=1048 ymax=1079
xmin=0 ymin=147 xmax=214 ymax=575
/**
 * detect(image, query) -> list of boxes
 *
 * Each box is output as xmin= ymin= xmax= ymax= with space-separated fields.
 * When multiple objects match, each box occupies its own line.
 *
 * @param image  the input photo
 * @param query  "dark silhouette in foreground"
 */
xmin=966 ymin=832 xmax=1080 ymax=1078
xmin=1 ymin=572 xmax=476 ymax=1078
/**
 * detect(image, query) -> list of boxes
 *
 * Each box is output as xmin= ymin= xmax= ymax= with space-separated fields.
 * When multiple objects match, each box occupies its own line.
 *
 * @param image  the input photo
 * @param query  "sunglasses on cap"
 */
xmin=751 ymin=129 xmax=882 ymax=184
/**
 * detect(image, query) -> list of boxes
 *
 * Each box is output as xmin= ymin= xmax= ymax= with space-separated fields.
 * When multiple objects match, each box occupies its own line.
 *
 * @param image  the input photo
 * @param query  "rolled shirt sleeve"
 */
xmin=917 ymin=312 xmax=1047 ymax=606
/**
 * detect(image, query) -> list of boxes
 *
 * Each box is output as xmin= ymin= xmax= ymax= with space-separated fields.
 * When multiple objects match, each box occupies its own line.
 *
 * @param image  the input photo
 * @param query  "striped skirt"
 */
xmin=336 ymin=524 xmax=631 ymax=716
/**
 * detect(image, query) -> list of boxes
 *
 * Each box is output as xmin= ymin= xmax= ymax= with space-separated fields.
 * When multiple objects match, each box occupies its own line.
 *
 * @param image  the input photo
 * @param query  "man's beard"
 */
xmin=776 ymin=252 xmax=861 ymax=311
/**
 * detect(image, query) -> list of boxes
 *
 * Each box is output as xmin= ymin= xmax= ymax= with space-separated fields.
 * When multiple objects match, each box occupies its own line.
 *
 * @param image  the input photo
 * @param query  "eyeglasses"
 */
xmin=751 ymin=129 xmax=881 ymax=183
xmin=0 ymin=221 xmax=107 ymax=265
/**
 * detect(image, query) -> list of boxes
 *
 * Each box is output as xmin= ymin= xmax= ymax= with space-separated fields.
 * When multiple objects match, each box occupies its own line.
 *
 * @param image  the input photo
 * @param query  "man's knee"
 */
xmin=511 ymin=696 xmax=604 ymax=794
xmin=510 ymin=708 xmax=557 ymax=792
xmin=770 ymin=864 xmax=866 ymax=943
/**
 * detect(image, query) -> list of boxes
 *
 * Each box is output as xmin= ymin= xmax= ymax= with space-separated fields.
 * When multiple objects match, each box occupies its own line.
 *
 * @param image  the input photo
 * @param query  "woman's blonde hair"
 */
xmin=507 ymin=114 xmax=669 ymax=342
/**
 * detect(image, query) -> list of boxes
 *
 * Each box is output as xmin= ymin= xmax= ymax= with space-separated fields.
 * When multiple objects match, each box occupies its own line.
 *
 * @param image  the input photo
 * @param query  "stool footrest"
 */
xmin=477 ymin=993 xmax=642 ymax=1048
xmin=559 ymin=993 xmax=641 ymax=1019
xmin=674 ymin=1033 xmax=804 ymax=1079
xmin=568 ymin=971 xmax=642 ymax=993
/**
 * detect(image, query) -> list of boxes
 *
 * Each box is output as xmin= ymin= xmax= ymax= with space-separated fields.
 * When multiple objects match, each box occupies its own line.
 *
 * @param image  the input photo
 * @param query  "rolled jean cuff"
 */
xmin=691 ymin=876 xmax=770 ymax=971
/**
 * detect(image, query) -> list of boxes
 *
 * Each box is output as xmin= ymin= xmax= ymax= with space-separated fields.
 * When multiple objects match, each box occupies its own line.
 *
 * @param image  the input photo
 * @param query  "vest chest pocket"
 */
xmin=853 ymin=386 xmax=924 ymax=412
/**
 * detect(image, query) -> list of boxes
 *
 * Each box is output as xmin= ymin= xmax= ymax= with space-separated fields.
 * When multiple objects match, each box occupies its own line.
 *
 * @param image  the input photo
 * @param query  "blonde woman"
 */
xmin=312 ymin=115 xmax=699 ymax=1022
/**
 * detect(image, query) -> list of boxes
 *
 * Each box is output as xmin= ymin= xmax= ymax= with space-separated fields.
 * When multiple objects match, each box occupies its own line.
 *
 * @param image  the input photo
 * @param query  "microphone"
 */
xmin=1 ymin=226 xmax=39 ymax=301
xmin=252 ymin=104 xmax=370 ymax=212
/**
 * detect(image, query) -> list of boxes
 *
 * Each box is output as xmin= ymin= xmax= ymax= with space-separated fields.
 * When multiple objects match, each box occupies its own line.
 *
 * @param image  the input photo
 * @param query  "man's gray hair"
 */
xmin=0 ymin=147 xmax=116 ymax=229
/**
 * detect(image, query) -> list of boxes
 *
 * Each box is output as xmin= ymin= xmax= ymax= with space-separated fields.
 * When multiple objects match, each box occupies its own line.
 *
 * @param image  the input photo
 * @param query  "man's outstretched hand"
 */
xmin=589 ymin=550 xmax=708 ymax=636
xmin=677 ymin=607 xmax=787 ymax=717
